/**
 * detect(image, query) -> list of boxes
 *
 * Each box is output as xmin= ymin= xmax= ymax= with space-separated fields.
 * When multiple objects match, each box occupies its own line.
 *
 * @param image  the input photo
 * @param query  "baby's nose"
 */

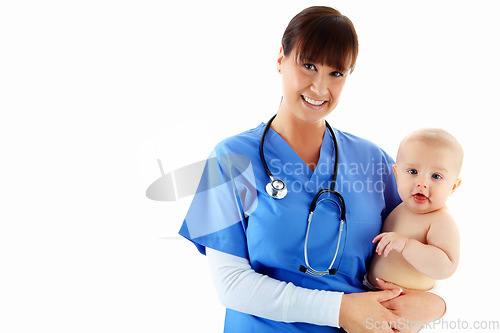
xmin=416 ymin=177 xmax=428 ymax=189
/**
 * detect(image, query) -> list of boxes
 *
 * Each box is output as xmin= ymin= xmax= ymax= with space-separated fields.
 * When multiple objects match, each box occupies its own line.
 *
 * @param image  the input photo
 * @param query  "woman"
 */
xmin=179 ymin=6 xmax=445 ymax=332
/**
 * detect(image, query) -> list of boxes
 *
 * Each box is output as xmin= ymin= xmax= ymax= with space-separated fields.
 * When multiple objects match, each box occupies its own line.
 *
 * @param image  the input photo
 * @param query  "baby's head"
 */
xmin=393 ymin=128 xmax=463 ymax=214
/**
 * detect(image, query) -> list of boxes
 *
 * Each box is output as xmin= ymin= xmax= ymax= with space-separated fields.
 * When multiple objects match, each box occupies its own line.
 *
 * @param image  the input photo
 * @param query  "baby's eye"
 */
xmin=408 ymin=169 xmax=418 ymax=175
xmin=303 ymin=63 xmax=317 ymax=70
xmin=432 ymin=173 xmax=443 ymax=180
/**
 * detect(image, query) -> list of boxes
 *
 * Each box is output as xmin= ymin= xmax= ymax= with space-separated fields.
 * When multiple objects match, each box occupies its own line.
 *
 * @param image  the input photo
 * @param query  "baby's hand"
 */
xmin=372 ymin=232 xmax=408 ymax=257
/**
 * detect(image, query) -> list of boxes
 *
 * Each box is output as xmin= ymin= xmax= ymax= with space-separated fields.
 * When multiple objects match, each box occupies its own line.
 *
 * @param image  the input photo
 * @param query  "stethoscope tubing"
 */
xmin=259 ymin=115 xmax=277 ymax=182
xmin=304 ymin=198 xmax=345 ymax=277
xmin=259 ymin=114 xmax=347 ymax=277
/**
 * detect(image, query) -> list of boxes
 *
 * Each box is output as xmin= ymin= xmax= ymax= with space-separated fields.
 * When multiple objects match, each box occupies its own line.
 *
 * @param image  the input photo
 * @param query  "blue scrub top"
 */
xmin=179 ymin=122 xmax=400 ymax=332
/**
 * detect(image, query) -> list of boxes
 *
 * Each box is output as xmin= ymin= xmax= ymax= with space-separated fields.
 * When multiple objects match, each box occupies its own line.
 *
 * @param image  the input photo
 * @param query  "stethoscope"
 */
xmin=259 ymin=114 xmax=346 ymax=277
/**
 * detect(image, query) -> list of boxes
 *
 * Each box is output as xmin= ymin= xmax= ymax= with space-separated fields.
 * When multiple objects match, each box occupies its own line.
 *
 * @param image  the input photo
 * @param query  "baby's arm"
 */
xmin=402 ymin=214 xmax=460 ymax=279
xmin=373 ymin=213 xmax=460 ymax=280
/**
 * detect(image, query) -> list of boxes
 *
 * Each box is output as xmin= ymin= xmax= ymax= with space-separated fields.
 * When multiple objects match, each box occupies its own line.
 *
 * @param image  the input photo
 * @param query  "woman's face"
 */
xmin=277 ymin=46 xmax=348 ymax=124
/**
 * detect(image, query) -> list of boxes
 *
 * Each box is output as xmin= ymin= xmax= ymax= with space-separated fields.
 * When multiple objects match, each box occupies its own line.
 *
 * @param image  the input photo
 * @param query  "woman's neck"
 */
xmin=270 ymin=110 xmax=326 ymax=171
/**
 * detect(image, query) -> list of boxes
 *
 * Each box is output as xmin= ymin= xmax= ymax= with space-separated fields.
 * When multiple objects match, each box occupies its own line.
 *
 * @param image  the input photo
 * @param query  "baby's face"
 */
xmin=394 ymin=140 xmax=461 ymax=214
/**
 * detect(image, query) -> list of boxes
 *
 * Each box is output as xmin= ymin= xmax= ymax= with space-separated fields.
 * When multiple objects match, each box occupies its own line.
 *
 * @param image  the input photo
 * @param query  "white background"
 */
xmin=1 ymin=0 xmax=499 ymax=332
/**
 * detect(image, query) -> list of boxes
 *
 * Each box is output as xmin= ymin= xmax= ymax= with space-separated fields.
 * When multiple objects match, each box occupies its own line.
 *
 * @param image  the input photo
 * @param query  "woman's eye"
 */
xmin=432 ymin=174 xmax=443 ymax=180
xmin=331 ymin=71 xmax=344 ymax=77
xmin=303 ymin=63 xmax=316 ymax=70
xmin=408 ymin=169 xmax=418 ymax=175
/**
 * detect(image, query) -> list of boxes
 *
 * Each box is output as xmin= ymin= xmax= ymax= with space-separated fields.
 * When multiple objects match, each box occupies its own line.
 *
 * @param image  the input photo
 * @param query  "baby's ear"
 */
xmin=392 ymin=165 xmax=398 ymax=180
xmin=451 ymin=178 xmax=462 ymax=194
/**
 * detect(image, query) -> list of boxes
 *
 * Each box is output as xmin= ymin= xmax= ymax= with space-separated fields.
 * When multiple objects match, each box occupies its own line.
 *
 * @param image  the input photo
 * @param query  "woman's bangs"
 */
xmin=295 ymin=17 xmax=357 ymax=73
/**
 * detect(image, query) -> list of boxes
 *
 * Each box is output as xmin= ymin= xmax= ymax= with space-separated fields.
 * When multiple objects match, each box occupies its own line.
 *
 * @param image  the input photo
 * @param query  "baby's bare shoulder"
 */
xmin=382 ymin=203 xmax=405 ymax=230
xmin=382 ymin=203 xmax=423 ymax=232
xmin=426 ymin=207 xmax=460 ymax=250
xmin=428 ymin=207 xmax=457 ymax=228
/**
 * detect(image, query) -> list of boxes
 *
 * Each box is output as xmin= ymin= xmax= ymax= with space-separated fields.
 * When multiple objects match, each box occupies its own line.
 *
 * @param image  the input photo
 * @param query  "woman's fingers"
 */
xmin=377 ymin=288 xmax=402 ymax=302
xmin=340 ymin=289 xmax=403 ymax=332
xmin=371 ymin=290 xmax=403 ymax=332
xmin=375 ymin=278 xmax=404 ymax=293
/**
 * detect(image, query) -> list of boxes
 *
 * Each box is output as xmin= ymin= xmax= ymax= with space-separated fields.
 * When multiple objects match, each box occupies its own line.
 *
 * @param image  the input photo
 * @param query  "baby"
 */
xmin=367 ymin=128 xmax=463 ymax=291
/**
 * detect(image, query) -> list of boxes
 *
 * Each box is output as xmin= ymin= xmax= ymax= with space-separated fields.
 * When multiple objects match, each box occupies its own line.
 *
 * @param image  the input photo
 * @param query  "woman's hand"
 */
xmin=339 ymin=288 xmax=402 ymax=333
xmin=377 ymin=279 xmax=446 ymax=333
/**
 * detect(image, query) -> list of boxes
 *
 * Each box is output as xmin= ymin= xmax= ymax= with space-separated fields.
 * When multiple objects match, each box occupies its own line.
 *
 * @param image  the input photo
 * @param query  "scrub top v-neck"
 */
xmin=179 ymin=121 xmax=401 ymax=332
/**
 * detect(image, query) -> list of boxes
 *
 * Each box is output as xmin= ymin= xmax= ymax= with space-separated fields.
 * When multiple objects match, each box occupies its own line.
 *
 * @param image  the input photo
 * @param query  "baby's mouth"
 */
xmin=413 ymin=193 xmax=428 ymax=204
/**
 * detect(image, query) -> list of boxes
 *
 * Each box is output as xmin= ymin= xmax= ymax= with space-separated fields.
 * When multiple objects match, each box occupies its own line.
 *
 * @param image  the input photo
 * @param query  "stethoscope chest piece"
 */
xmin=266 ymin=179 xmax=287 ymax=199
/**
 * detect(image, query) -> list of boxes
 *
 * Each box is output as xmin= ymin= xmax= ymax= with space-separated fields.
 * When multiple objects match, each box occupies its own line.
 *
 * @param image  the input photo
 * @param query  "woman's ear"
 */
xmin=277 ymin=45 xmax=284 ymax=73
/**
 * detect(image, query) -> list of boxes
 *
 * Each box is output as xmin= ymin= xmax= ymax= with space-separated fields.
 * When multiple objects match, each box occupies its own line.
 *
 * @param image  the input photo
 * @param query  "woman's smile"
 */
xmin=302 ymin=95 xmax=327 ymax=107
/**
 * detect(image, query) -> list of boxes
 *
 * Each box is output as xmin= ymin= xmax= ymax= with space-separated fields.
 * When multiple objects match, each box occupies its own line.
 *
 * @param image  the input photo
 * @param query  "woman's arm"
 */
xmin=206 ymin=247 xmax=342 ymax=326
xmin=207 ymin=248 xmax=402 ymax=331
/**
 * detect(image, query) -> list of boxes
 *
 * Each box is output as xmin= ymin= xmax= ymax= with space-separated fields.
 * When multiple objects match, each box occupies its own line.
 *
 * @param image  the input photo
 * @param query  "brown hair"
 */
xmin=281 ymin=6 xmax=359 ymax=74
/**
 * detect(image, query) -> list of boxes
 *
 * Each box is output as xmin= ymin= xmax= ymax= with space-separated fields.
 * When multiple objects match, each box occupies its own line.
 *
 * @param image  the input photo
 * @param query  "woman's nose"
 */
xmin=310 ymin=75 xmax=328 ymax=96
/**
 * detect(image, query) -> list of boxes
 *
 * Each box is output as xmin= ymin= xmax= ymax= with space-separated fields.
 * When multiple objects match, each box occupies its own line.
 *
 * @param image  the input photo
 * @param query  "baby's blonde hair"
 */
xmin=397 ymin=128 xmax=464 ymax=174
